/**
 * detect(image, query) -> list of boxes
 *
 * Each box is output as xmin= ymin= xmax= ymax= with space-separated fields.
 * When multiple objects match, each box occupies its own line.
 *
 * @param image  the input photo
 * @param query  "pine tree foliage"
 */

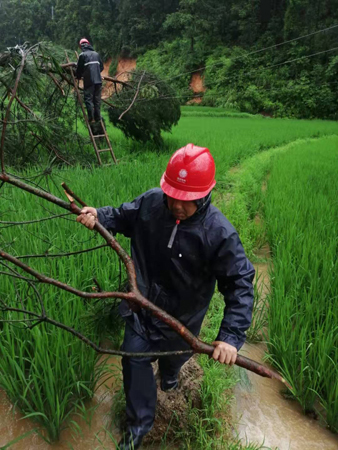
xmin=0 ymin=43 xmax=87 ymax=167
xmin=107 ymin=69 xmax=181 ymax=145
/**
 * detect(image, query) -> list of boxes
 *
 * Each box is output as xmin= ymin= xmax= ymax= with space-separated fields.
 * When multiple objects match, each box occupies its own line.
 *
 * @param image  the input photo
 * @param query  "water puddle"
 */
xmin=234 ymin=343 xmax=338 ymax=449
xmin=0 ymin=355 xmax=121 ymax=449
xmin=233 ymin=252 xmax=338 ymax=449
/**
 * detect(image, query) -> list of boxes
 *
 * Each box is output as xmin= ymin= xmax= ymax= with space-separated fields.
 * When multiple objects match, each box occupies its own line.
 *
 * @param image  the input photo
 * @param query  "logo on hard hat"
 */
xmin=179 ymin=169 xmax=188 ymax=178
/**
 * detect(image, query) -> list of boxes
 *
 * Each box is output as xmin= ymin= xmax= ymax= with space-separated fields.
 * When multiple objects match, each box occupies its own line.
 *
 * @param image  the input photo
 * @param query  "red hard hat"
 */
xmin=161 ymin=144 xmax=216 ymax=201
xmin=79 ymin=38 xmax=90 ymax=46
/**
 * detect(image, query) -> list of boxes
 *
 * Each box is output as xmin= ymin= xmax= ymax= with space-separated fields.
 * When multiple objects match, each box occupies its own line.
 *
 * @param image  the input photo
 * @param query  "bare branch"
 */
xmin=0 ymin=213 xmax=72 ymax=228
xmin=0 ymin=270 xmax=38 ymax=282
xmin=16 ymin=244 xmax=108 ymax=260
xmin=0 ymin=304 xmax=192 ymax=357
xmin=1 ymin=51 xmax=27 ymax=172
xmin=93 ymin=277 xmax=103 ymax=292
xmin=48 ymin=72 xmax=65 ymax=96
xmin=0 ymin=78 xmax=39 ymax=120
xmin=118 ymin=71 xmax=146 ymax=121
xmin=31 ymin=132 xmax=71 ymax=166
xmin=102 ymin=75 xmax=133 ymax=90
xmin=0 ymin=249 xmax=131 ymax=300
xmin=101 ymin=99 xmax=117 ymax=110
xmin=61 ymin=182 xmax=87 ymax=207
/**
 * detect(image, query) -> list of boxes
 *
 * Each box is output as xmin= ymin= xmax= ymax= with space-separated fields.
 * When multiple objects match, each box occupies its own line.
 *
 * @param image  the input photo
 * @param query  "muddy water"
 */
xmin=234 ymin=342 xmax=338 ymax=450
xmin=0 ymin=356 xmax=121 ymax=450
xmin=233 ymin=258 xmax=338 ymax=449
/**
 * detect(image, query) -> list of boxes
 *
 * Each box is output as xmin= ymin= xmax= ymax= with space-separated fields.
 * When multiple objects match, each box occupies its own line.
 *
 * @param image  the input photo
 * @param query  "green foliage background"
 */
xmin=1 ymin=0 xmax=338 ymax=119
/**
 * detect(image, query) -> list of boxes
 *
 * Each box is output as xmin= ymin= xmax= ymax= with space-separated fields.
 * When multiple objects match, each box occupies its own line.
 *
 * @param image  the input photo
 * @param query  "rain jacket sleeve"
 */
xmin=75 ymin=54 xmax=85 ymax=80
xmin=96 ymin=195 xmax=144 ymax=237
xmin=212 ymin=231 xmax=255 ymax=351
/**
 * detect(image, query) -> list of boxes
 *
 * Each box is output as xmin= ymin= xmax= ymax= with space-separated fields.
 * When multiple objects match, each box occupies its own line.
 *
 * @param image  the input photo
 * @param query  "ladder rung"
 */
xmin=97 ymin=148 xmax=111 ymax=153
xmin=93 ymin=134 xmax=106 ymax=138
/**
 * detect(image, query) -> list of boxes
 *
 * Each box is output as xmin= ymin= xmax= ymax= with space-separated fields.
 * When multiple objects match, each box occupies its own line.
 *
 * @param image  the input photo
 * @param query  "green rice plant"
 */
xmin=77 ymin=105 xmax=338 ymax=173
xmin=246 ymin=271 xmax=268 ymax=343
xmin=264 ymin=136 xmax=338 ymax=432
xmin=0 ymin=430 xmax=37 ymax=450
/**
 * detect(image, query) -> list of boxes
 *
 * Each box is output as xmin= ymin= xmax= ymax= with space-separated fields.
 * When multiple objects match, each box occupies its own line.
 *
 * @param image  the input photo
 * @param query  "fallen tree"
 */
xmin=0 ymin=42 xmax=181 ymax=171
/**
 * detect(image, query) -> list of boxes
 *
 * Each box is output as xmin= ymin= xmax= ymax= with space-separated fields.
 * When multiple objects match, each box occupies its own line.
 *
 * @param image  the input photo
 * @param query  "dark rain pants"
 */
xmin=83 ymin=83 xmax=102 ymax=122
xmin=121 ymin=323 xmax=192 ymax=435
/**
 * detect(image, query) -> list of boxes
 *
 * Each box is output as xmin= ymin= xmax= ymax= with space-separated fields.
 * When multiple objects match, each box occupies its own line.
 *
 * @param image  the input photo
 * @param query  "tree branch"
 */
xmin=118 ymin=71 xmax=146 ymax=121
xmin=0 ymin=304 xmax=193 ymax=357
xmin=48 ymin=72 xmax=65 ymax=96
xmin=0 ymin=173 xmax=291 ymax=387
xmin=1 ymin=51 xmax=27 ymax=172
xmin=0 ymin=213 xmax=72 ymax=228
xmin=61 ymin=181 xmax=87 ymax=207
xmin=0 ymin=249 xmax=131 ymax=301
xmin=15 ymin=244 xmax=108 ymax=260
xmin=31 ymin=132 xmax=71 ymax=166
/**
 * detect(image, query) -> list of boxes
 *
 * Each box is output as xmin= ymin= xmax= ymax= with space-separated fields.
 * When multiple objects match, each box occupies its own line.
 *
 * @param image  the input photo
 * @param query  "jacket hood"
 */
xmin=195 ymin=192 xmax=212 ymax=215
xmin=80 ymin=43 xmax=94 ymax=52
xmin=162 ymin=191 xmax=212 ymax=222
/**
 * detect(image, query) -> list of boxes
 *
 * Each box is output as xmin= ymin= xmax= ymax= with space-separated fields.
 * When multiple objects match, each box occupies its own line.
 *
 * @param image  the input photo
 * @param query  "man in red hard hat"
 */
xmin=77 ymin=144 xmax=255 ymax=449
xmin=75 ymin=38 xmax=104 ymax=124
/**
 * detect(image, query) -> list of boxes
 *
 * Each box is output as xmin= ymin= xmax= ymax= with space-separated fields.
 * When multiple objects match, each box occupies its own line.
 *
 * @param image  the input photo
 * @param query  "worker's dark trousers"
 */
xmin=121 ymin=323 xmax=192 ymax=436
xmin=83 ymin=83 xmax=102 ymax=122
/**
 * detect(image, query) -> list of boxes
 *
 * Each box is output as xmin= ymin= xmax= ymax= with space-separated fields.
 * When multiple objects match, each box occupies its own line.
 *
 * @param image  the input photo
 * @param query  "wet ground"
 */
xmin=0 ymin=356 xmax=122 ymax=450
xmin=234 ymin=342 xmax=338 ymax=450
xmin=232 ymin=253 xmax=338 ymax=450
xmin=1 ymin=251 xmax=337 ymax=449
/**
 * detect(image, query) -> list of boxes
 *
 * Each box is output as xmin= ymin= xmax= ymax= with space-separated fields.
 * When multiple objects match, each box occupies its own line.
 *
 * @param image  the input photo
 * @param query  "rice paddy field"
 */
xmin=0 ymin=107 xmax=338 ymax=447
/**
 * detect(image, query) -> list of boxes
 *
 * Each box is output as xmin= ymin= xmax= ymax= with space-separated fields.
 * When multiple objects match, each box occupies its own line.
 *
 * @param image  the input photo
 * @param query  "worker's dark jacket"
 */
xmin=75 ymin=44 xmax=103 ymax=89
xmin=97 ymin=188 xmax=255 ymax=351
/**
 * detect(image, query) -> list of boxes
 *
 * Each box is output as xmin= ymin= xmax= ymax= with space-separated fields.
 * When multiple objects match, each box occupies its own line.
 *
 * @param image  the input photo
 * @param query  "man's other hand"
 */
xmin=76 ymin=207 xmax=98 ymax=230
xmin=211 ymin=341 xmax=237 ymax=365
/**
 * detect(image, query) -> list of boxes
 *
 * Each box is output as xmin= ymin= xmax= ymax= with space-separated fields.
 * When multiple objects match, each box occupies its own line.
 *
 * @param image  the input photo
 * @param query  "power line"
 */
xmin=103 ymin=25 xmax=338 ymax=110
xmin=259 ymin=45 xmax=338 ymax=72
xmin=126 ymin=80 xmax=338 ymax=106
xmin=144 ymin=23 xmax=338 ymax=87
xmin=123 ymin=45 xmax=338 ymax=105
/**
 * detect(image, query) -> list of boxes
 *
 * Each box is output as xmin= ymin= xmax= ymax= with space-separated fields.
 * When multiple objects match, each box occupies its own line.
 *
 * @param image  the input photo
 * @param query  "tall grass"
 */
xmin=264 ymin=136 xmax=338 ymax=432
xmin=80 ymin=106 xmax=338 ymax=175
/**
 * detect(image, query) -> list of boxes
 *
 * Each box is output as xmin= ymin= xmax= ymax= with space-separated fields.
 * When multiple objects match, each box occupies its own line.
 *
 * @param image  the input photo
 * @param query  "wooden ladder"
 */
xmin=65 ymin=51 xmax=117 ymax=166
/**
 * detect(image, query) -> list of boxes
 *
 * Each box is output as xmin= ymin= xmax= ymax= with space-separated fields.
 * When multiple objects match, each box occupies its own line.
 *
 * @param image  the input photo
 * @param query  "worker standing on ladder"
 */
xmin=76 ymin=38 xmax=104 ymax=125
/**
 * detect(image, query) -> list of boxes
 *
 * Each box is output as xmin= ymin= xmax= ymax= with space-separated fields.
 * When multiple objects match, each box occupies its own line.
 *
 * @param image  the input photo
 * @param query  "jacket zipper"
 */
xmin=167 ymin=219 xmax=180 ymax=249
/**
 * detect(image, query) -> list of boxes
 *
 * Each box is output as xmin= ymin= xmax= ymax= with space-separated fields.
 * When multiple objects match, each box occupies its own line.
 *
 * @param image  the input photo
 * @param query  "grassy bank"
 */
xmin=214 ymin=135 xmax=338 ymax=433
xmin=264 ymin=136 xmax=338 ymax=432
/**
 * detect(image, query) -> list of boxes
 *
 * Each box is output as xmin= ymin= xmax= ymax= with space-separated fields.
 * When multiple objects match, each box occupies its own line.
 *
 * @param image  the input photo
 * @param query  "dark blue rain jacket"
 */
xmin=76 ymin=44 xmax=103 ymax=89
xmin=97 ymin=188 xmax=255 ymax=350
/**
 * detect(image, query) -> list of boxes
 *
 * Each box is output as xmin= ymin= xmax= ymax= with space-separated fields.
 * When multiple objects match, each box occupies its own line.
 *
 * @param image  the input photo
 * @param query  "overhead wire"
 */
xmin=124 ymin=81 xmax=338 ymax=107
xmin=118 ymin=45 xmax=338 ymax=105
xmin=143 ymin=23 xmax=338 ymax=88
xmin=103 ymin=24 xmax=338 ymax=112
